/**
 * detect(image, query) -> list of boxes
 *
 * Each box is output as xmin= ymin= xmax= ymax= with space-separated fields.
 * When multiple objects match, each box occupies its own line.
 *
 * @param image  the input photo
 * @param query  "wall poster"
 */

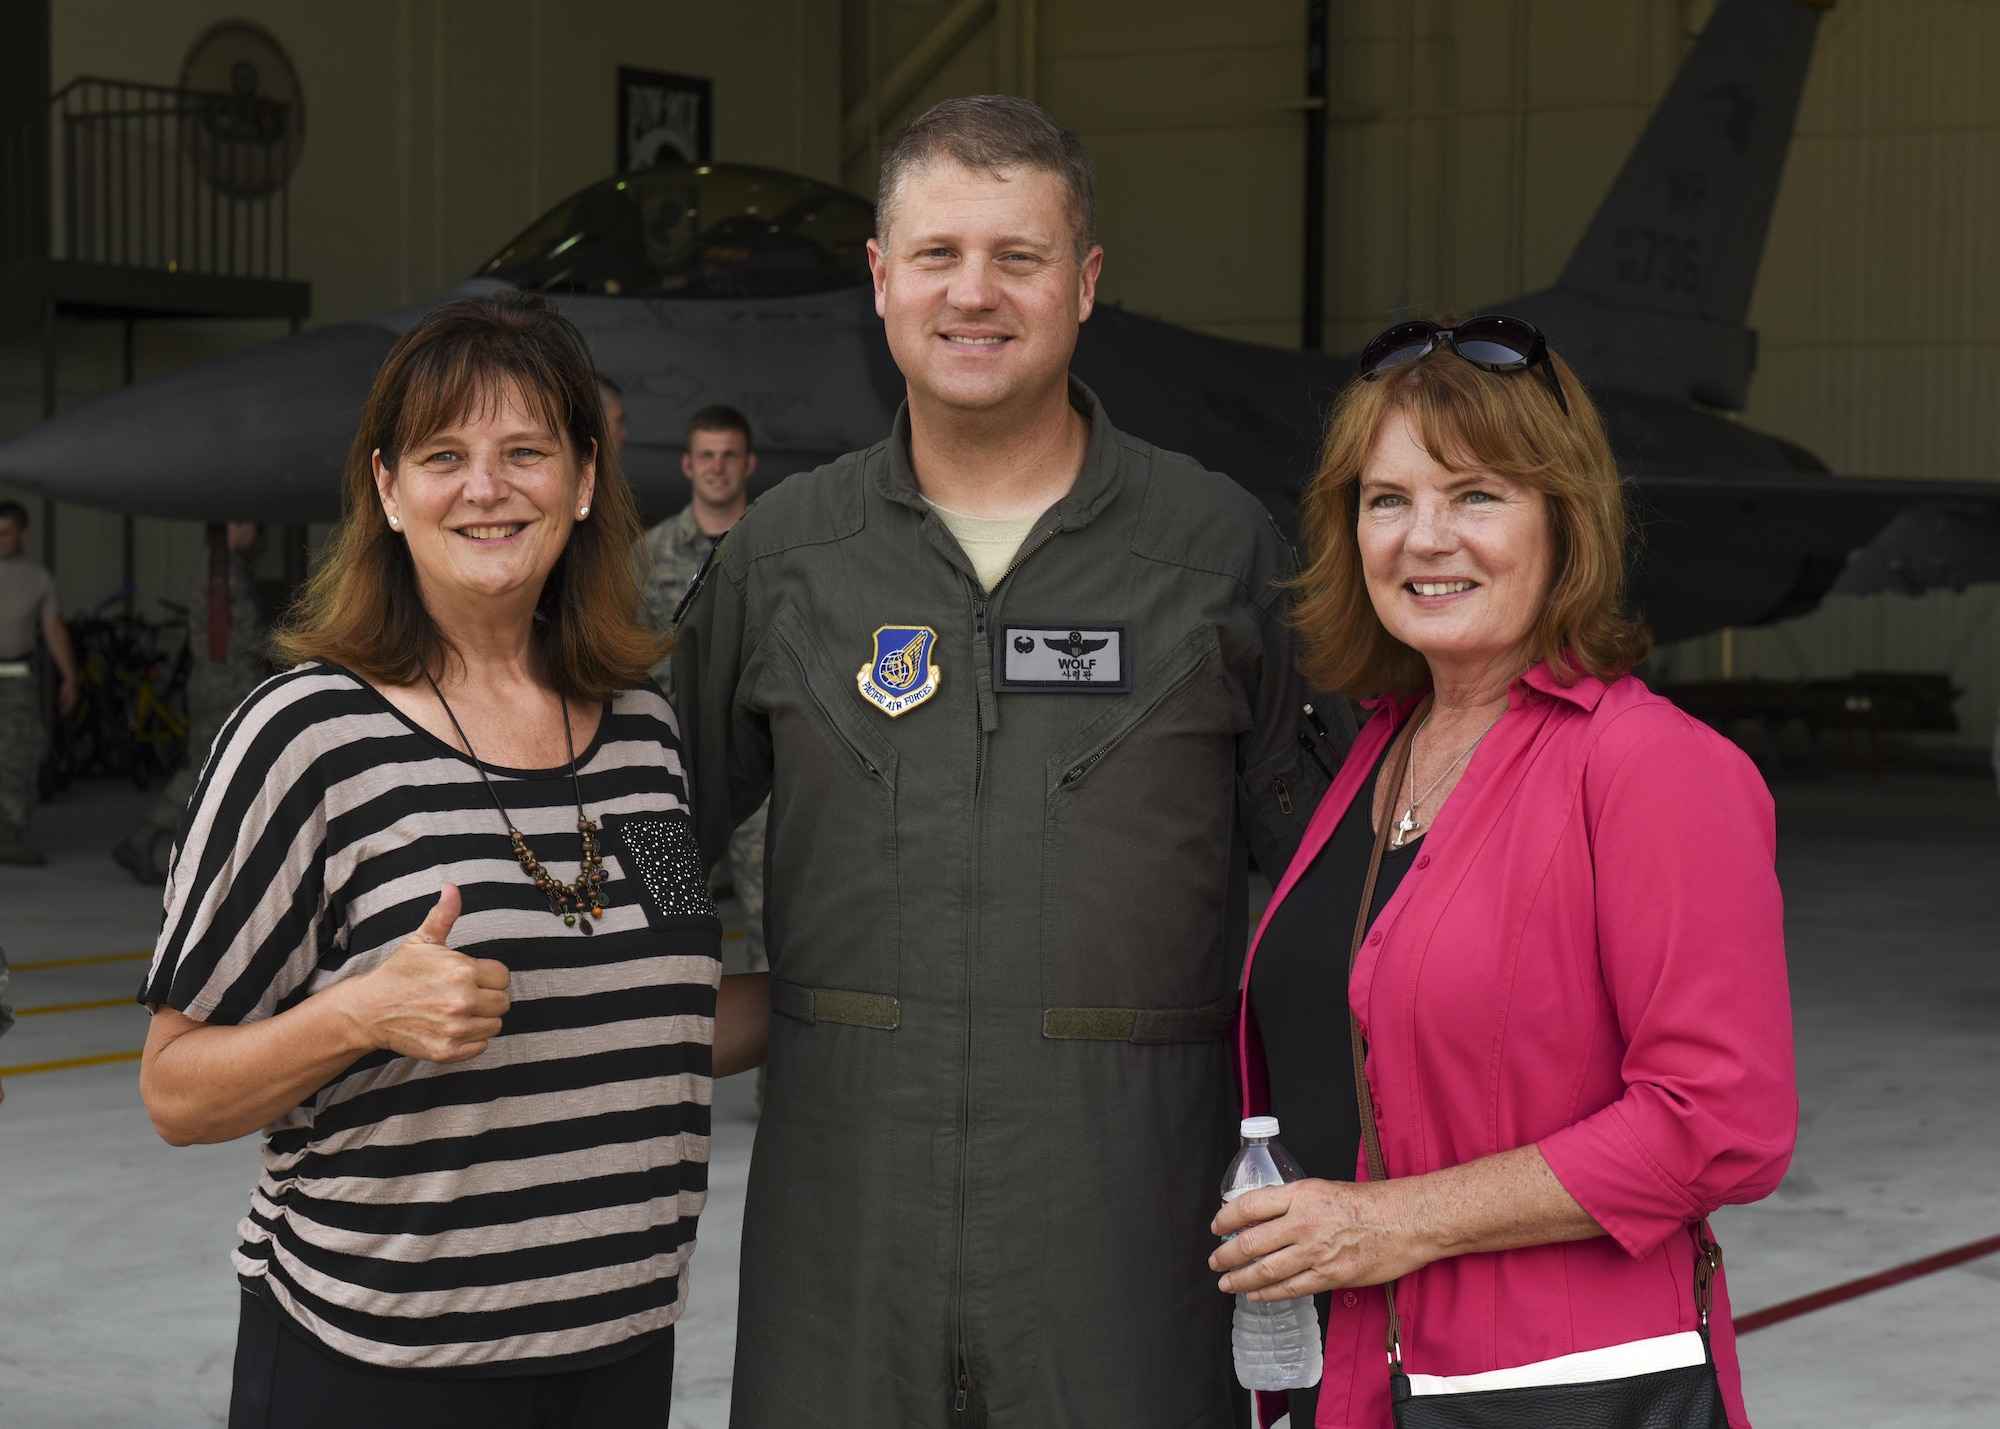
xmin=616 ymin=67 xmax=712 ymax=172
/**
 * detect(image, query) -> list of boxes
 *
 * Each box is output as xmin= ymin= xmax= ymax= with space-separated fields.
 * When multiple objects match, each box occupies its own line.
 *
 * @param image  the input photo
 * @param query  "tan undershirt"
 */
xmin=927 ymin=502 xmax=1042 ymax=593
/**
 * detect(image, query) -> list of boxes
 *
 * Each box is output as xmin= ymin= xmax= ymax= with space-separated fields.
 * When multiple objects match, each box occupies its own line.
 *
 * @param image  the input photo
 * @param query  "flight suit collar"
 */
xmin=876 ymin=376 xmax=1127 ymax=534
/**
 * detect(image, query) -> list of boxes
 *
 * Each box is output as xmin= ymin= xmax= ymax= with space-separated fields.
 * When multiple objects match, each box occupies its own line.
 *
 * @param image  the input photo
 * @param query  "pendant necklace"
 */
xmin=1390 ymin=707 xmax=1503 ymax=849
xmin=426 ymin=674 xmax=607 ymax=933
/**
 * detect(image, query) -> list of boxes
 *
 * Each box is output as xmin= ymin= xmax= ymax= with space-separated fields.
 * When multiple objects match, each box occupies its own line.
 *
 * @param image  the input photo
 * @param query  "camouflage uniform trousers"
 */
xmin=0 ymin=676 xmax=45 ymax=830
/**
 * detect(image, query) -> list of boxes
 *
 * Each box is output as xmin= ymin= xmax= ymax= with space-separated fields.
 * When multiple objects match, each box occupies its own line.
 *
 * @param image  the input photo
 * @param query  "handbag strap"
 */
xmin=1348 ymin=696 xmax=1428 ymax=1366
xmin=1345 ymin=697 xmax=1727 ymax=1371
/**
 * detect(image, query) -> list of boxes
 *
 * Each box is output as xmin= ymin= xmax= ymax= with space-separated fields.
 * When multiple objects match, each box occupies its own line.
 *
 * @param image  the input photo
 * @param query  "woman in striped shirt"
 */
xmin=138 ymin=292 xmax=768 ymax=1428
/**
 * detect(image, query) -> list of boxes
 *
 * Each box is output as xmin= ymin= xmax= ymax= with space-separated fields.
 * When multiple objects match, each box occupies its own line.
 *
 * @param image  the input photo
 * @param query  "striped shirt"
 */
xmin=141 ymin=663 xmax=720 ymax=1374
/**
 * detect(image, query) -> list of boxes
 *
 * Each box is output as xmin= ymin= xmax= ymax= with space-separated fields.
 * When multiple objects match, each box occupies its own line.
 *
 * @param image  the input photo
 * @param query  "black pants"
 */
xmin=229 ymin=1290 xmax=674 ymax=1429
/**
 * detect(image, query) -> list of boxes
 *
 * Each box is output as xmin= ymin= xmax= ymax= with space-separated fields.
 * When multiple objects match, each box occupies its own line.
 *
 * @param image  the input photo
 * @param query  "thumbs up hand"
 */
xmin=349 ymin=884 xmax=514 ymax=1064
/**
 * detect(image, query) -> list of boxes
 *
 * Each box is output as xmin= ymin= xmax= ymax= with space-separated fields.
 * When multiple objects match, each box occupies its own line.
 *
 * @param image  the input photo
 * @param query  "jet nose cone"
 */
xmin=0 ymin=322 xmax=399 ymax=523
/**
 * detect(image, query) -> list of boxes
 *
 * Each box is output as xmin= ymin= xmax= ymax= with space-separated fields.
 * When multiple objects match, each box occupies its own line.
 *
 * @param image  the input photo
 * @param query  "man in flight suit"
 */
xmin=674 ymin=96 xmax=1328 ymax=1426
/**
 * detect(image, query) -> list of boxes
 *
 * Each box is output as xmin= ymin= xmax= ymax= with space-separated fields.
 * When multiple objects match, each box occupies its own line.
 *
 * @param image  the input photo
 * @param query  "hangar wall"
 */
xmin=844 ymin=0 xmax=2000 ymax=752
xmin=1307 ymin=0 xmax=2000 ymax=751
xmin=4 ymin=0 xmax=1995 ymax=753
xmin=841 ymin=0 xmax=1311 ymax=346
xmin=0 ymin=0 xmax=840 ymax=622
xmin=48 ymin=0 xmax=842 ymax=324
xmin=1687 ymin=0 xmax=2000 ymax=754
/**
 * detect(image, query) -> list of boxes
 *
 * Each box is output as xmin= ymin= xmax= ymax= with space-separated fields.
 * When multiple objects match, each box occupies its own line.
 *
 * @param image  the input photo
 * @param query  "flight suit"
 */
xmin=641 ymin=504 xmax=767 ymax=969
xmin=674 ymin=382 xmax=1328 ymax=1427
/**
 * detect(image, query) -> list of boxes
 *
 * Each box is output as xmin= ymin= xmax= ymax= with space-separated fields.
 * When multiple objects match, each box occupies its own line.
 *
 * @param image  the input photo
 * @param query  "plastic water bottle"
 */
xmin=1221 ymin=1115 xmax=1324 ymax=1392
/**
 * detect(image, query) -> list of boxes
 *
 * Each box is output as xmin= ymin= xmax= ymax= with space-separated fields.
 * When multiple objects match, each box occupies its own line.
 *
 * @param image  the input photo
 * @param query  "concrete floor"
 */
xmin=1 ymin=771 xmax=1995 ymax=1427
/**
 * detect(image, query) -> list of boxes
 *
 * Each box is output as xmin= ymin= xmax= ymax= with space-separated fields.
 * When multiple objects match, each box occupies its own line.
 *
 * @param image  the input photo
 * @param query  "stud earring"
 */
xmin=388 ymin=515 xmax=400 ymax=530
xmin=577 ymin=505 xmax=590 ymax=519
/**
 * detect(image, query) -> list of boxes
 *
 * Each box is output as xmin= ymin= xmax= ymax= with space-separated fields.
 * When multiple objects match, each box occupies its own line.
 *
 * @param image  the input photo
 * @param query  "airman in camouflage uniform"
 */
xmin=636 ymin=402 xmax=766 ymax=970
xmin=114 ymin=523 xmax=271 ymax=883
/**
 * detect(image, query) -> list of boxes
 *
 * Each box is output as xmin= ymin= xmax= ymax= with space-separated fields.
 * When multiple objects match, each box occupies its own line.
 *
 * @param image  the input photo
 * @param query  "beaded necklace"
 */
xmin=425 ymin=674 xmax=607 ymax=933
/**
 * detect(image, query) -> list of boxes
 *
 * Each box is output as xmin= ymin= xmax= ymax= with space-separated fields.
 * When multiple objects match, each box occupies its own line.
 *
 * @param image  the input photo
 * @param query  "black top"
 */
xmin=1249 ymin=743 xmax=1419 ymax=1182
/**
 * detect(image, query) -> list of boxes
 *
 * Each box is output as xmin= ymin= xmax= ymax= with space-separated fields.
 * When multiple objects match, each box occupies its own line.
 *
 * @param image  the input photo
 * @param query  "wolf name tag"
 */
xmin=995 ymin=623 xmax=1130 ymax=693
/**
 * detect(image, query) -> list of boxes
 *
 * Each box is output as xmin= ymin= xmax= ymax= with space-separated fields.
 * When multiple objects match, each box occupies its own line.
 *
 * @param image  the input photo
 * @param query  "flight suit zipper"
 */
xmin=956 ymin=580 xmax=988 ymax=1420
xmin=971 ymin=592 xmax=989 ymax=792
xmin=950 ymin=521 xmax=1059 ymax=1422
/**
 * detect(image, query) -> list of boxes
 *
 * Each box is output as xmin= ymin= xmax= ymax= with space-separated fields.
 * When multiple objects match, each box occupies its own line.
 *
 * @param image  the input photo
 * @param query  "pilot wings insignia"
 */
xmin=857 ymin=625 xmax=940 ymax=716
xmin=1043 ymin=631 xmax=1109 ymax=659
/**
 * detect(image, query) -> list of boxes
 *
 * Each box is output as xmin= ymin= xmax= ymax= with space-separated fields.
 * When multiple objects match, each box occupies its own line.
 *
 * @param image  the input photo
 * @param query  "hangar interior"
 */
xmin=1 ymin=2 xmax=1996 ymax=1427
xmin=2 ymin=0 xmax=1997 ymax=749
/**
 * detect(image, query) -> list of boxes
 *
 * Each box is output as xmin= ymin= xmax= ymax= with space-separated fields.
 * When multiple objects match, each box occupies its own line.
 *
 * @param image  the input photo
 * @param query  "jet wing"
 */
xmin=1829 ymin=501 xmax=2000 ymax=597
xmin=0 ymin=321 xmax=398 ymax=523
xmin=1626 ymin=469 xmax=2000 ymax=642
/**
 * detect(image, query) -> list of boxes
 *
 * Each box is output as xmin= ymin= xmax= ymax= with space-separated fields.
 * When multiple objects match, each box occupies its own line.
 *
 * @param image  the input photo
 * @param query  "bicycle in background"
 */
xmin=40 ymin=591 xmax=190 ymax=797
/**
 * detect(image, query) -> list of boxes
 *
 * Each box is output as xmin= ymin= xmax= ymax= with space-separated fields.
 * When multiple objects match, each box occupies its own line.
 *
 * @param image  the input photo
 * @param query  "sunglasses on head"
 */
xmin=1357 ymin=314 xmax=1570 ymax=417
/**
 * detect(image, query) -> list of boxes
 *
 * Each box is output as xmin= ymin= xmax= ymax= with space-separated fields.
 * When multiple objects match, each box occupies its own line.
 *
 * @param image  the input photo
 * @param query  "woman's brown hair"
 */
xmin=1293 ymin=339 xmax=1651 ymax=700
xmin=275 ymin=291 xmax=663 ymax=700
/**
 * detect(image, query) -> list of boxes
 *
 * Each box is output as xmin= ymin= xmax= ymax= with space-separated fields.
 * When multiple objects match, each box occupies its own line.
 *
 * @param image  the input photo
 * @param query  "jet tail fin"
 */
xmin=1541 ymin=0 xmax=1829 ymax=407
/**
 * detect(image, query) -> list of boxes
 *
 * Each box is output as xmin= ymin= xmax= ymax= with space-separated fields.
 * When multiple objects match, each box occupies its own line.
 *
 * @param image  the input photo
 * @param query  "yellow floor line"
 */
xmin=0 ymin=1048 xmax=144 ymax=1077
xmin=11 ymin=950 xmax=152 ymax=972
xmin=16 ymin=996 xmax=138 ymax=1017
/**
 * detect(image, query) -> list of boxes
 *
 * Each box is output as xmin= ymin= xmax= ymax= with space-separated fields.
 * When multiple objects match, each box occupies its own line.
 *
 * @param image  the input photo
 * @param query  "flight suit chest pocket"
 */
xmin=760 ymin=605 xmax=901 ymax=994
xmin=1038 ymin=625 xmax=1245 ymax=1013
xmin=765 ymin=604 xmax=900 ymax=797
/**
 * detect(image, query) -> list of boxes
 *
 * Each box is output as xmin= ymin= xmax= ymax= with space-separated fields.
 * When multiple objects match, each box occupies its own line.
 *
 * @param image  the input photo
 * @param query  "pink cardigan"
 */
xmin=1235 ymin=664 xmax=1796 ymax=1429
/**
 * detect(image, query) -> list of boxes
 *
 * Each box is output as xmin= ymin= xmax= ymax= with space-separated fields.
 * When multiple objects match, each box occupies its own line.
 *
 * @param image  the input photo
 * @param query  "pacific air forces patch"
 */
xmin=857 ymin=625 xmax=940 ymax=717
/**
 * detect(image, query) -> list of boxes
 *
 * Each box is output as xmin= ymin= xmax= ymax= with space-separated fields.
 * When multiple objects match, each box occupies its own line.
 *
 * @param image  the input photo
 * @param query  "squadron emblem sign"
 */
xmin=857 ymin=625 xmax=940 ymax=716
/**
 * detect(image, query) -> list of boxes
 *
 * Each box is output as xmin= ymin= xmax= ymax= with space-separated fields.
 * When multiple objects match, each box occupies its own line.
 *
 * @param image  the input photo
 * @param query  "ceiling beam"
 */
xmin=843 ymin=0 xmax=998 ymax=167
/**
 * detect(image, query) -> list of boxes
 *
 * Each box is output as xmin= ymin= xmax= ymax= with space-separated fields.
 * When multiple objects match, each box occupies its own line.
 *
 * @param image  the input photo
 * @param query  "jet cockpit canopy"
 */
xmin=478 ymin=162 xmax=875 ymax=299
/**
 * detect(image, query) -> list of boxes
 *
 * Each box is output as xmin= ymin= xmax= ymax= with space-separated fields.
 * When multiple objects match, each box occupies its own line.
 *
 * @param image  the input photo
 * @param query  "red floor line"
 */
xmin=1735 ymin=1233 xmax=2000 ymax=1334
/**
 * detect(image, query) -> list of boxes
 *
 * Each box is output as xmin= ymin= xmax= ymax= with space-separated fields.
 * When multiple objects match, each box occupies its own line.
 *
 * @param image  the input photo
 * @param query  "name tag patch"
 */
xmin=996 ymin=623 xmax=1130 ymax=692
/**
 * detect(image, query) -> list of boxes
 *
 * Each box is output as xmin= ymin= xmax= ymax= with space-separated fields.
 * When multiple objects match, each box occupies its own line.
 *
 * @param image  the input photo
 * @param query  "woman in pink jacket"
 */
xmin=1210 ymin=317 xmax=1796 ymax=1429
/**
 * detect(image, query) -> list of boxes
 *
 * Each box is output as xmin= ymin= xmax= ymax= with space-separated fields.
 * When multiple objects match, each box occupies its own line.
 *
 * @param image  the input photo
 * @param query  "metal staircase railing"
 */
xmin=1 ymin=76 xmax=294 ymax=281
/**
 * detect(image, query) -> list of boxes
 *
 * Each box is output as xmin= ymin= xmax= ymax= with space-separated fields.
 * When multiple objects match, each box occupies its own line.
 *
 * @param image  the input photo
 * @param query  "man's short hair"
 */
xmin=877 ymin=95 xmax=1096 ymax=260
xmin=596 ymin=373 xmax=623 ymax=399
xmin=684 ymin=404 xmax=752 ymax=451
xmin=0 ymin=500 xmax=28 ymax=528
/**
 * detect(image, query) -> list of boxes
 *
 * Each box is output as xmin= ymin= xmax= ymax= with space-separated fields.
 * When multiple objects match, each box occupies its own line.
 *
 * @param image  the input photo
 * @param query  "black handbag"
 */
xmin=1347 ymin=705 xmax=1730 ymax=1429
